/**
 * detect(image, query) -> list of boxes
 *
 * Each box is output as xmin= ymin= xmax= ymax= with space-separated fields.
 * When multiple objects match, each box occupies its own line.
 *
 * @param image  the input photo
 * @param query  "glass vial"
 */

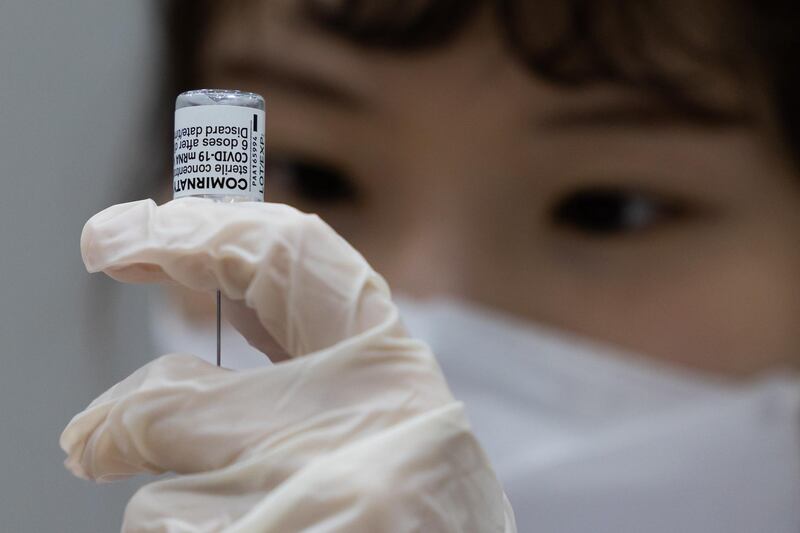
xmin=174 ymin=89 xmax=266 ymax=203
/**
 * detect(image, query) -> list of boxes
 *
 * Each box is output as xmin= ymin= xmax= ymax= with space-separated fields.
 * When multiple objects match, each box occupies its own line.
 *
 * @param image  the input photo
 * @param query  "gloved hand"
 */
xmin=60 ymin=198 xmax=516 ymax=532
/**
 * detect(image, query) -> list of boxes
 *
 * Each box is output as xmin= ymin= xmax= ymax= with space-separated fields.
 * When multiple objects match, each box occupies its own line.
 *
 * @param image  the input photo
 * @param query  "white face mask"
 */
xmin=151 ymin=293 xmax=800 ymax=533
xmin=395 ymin=297 xmax=800 ymax=533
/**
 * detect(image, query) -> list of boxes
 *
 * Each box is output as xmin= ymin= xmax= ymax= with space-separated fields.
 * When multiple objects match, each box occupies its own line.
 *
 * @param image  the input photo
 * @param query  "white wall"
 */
xmin=0 ymin=1 xmax=160 ymax=530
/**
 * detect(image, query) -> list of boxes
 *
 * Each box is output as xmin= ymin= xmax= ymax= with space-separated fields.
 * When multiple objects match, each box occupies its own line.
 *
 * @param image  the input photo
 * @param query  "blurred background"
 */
xmin=0 ymin=1 xmax=156 ymax=530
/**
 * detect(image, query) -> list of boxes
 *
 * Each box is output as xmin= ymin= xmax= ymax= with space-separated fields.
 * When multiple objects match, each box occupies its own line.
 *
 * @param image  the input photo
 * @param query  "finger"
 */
xmin=222 ymin=296 xmax=291 ymax=362
xmin=120 ymin=404 xmax=508 ymax=533
xmin=81 ymin=198 xmax=398 ymax=357
xmin=61 ymin=345 xmax=452 ymax=482
xmin=59 ymin=354 xmax=226 ymax=481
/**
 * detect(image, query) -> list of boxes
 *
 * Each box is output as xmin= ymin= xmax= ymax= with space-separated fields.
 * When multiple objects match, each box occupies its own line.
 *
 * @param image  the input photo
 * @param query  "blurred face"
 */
xmin=197 ymin=1 xmax=800 ymax=377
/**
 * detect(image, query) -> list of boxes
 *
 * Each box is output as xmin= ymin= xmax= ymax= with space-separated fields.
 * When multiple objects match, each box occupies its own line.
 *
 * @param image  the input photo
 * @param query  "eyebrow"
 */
xmin=210 ymin=56 xmax=369 ymax=112
xmin=538 ymin=97 xmax=754 ymax=131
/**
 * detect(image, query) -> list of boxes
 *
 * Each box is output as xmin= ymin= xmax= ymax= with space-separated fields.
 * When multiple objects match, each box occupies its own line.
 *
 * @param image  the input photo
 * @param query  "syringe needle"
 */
xmin=216 ymin=289 xmax=222 ymax=367
xmin=173 ymin=89 xmax=265 ymax=370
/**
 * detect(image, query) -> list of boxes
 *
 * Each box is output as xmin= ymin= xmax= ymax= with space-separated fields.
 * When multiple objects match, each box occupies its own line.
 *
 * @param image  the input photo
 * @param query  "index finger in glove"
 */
xmin=81 ymin=198 xmax=398 ymax=357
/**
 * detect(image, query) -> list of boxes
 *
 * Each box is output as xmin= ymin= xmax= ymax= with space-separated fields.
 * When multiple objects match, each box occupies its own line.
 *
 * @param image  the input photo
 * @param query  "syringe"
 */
xmin=173 ymin=89 xmax=266 ymax=366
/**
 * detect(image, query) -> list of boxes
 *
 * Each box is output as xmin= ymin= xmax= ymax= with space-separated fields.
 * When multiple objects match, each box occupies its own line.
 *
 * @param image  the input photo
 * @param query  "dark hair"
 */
xmin=145 ymin=0 xmax=800 ymax=197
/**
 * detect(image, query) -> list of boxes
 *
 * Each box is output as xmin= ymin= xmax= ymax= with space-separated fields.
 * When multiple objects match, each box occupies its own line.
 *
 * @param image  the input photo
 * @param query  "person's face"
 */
xmin=198 ymin=1 xmax=800 ymax=377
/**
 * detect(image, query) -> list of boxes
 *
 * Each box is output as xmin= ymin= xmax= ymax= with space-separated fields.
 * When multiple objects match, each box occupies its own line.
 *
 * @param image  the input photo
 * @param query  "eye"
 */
xmin=550 ymin=186 xmax=688 ymax=237
xmin=269 ymin=154 xmax=359 ymax=204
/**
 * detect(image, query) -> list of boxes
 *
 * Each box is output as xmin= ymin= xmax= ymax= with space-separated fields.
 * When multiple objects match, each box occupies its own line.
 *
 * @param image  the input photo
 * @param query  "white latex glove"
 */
xmin=61 ymin=198 xmax=516 ymax=533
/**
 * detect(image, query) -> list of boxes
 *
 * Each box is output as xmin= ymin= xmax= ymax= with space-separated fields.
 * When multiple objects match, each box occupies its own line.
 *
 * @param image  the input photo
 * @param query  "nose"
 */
xmin=375 ymin=171 xmax=471 ymax=301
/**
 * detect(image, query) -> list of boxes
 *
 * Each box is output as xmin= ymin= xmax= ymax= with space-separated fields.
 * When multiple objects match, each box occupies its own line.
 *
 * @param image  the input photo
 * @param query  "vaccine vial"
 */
xmin=173 ymin=89 xmax=266 ymax=367
xmin=174 ymin=89 xmax=266 ymax=202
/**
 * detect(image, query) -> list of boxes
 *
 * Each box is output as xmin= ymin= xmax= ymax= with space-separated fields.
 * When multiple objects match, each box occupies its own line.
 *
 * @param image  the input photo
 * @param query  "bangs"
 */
xmin=306 ymin=0 xmax=750 ymax=105
xmin=302 ymin=0 xmax=482 ymax=49
xmin=171 ymin=0 xmax=753 ymax=112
